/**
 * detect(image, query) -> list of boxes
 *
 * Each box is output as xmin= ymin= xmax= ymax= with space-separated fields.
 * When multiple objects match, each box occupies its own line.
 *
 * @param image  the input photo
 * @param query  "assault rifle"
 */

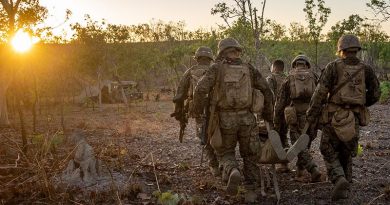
xmin=171 ymin=101 xmax=188 ymax=143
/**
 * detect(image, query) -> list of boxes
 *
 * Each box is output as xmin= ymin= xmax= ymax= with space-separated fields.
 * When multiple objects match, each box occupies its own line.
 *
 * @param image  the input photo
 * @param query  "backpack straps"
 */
xmin=328 ymin=63 xmax=364 ymax=101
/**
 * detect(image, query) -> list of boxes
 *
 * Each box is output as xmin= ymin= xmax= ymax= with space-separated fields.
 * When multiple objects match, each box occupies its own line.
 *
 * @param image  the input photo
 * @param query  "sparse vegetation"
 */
xmin=380 ymin=81 xmax=390 ymax=103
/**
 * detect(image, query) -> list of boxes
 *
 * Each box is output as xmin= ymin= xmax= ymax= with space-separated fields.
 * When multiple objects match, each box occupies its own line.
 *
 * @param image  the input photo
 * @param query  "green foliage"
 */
xmin=288 ymin=22 xmax=310 ymax=41
xmin=380 ymin=81 xmax=390 ymax=103
xmin=303 ymin=0 xmax=331 ymax=42
xmin=327 ymin=14 xmax=364 ymax=42
xmin=177 ymin=162 xmax=190 ymax=170
xmin=157 ymin=191 xmax=180 ymax=205
xmin=367 ymin=0 xmax=390 ymax=22
xmin=30 ymin=131 xmax=64 ymax=155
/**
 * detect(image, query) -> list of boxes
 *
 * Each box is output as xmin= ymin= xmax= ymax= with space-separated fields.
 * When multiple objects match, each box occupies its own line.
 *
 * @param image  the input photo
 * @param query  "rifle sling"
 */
xmin=207 ymin=64 xmax=224 ymax=139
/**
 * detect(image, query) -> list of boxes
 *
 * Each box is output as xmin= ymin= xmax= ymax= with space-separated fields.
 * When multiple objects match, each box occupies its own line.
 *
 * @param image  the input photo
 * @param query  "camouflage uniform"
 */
xmin=267 ymin=69 xmax=288 ymax=148
xmin=193 ymin=38 xmax=274 ymax=191
xmin=173 ymin=47 xmax=219 ymax=172
xmin=307 ymin=35 xmax=381 ymax=200
xmin=274 ymin=55 xmax=320 ymax=179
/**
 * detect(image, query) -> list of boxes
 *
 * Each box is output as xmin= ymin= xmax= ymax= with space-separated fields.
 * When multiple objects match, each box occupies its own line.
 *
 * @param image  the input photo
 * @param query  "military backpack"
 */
xmin=289 ymin=68 xmax=316 ymax=101
xmin=218 ymin=64 xmax=253 ymax=110
xmin=330 ymin=60 xmax=366 ymax=105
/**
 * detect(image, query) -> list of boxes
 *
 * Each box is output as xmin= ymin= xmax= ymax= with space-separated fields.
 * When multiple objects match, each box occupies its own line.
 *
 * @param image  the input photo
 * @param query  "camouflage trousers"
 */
xmin=213 ymin=111 xmax=260 ymax=185
xmin=320 ymin=115 xmax=359 ymax=183
xmin=195 ymin=118 xmax=219 ymax=168
xmin=289 ymin=113 xmax=318 ymax=172
xmin=279 ymin=118 xmax=289 ymax=148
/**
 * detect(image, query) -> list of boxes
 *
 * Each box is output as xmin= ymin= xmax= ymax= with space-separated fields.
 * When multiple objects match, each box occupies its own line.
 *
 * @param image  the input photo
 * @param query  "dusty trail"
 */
xmin=0 ymin=101 xmax=388 ymax=204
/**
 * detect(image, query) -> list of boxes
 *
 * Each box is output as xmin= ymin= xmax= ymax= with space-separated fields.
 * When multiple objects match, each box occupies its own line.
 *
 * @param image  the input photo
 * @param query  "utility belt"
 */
xmin=321 ymin=103 xmax=369 ymax=126
xmin=320 ymin=103 xmax=369 ymax=142
xmin=218 ymin=108 xmax=250 ymax=115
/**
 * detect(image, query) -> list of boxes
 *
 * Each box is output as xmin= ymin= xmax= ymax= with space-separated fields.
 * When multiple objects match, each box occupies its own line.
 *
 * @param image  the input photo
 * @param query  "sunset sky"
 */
xmin=41 ymin=0 xmax=390 ymax=35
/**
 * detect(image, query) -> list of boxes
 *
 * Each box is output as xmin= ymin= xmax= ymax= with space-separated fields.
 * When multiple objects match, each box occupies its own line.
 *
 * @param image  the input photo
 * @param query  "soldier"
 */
xmin=306 ymin=34 xmax=380 ymax=200
xmin=172 ymin=46 xmax=220 ymax=176
xmin=274 ymin=55 xmax=322 ymax=182
xmin=193 ymin=38 xmax=274 ymax=195
xmin=267 ymin=59 xmax=289 ymax=172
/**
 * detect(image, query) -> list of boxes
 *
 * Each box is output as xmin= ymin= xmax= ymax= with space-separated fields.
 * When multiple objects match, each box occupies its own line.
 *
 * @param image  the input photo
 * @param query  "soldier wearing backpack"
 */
xmin=193 ymin=38 xmax=274 ymax=196
xmin=306 ymin=34 xmax=381 ymax=201
xmin=267 ymin=60 xmax=289 ymax=172
xmin=274 ymin=55 xmax=322 ymax=182
xmin=172 ymin=46 xmax=220 ymax=176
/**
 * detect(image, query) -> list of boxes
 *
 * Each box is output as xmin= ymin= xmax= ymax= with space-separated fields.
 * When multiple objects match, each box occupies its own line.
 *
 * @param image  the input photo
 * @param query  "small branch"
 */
xmin=367 ymin=193 xmax=385 ymax=205
xmin=151 ymin=153 xmax=161 ymax=192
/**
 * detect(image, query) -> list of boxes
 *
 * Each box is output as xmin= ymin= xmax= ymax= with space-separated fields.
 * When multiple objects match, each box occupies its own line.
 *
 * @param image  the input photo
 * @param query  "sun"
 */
xmin=11 ymin=30 xmax=39 ymax=53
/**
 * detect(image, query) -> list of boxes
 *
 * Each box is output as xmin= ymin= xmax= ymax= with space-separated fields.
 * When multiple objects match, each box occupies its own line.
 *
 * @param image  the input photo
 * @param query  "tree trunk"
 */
xmin=0 ymin=82 xmax=10 ymax=127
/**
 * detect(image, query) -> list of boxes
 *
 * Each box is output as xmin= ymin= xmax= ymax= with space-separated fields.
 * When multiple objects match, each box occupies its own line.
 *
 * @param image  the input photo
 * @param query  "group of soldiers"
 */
xmin=172 ymin=34 xmax=381 ymax=202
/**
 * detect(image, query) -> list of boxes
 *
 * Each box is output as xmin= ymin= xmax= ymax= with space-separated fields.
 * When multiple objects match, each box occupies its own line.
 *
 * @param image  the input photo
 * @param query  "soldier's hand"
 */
xmin=274 ymin=123 xmax=280 ymax=133
xmin=262 ymin=111 xmax=273 ymax=123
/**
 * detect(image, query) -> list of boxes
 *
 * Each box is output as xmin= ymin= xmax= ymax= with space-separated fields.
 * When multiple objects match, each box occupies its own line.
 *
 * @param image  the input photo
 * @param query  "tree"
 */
xmin=367 ymin=0 xmax=390 ymax=22
xmin=211 ymin=0 xmax=271 ymax=69
xmin=288 ymin=22 xmax=310 ymax=41
xmin=0 ymin=0 xmax=48 ymax=128
xmin=263 ymin=20 xmax=287 ymax=41
xmin=303 ymin=0 xmax=331 ymax=69
xmin=327 ymin=14 xmax=364 ymax=42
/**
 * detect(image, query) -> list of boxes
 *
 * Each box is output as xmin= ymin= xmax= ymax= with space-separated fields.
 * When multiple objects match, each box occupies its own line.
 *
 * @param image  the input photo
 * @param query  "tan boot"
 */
xmin=310 ymin=167 xmax=322 ymax=182
xmin=332 ymin=177 xmax=349 ymax=201
xmin=295 ymin=168 xmax=306 ymax=182
xmin=226 ymin=168 xmax=241 ymax=195
xmin=276 ymin=163 xmax=290 ymax=173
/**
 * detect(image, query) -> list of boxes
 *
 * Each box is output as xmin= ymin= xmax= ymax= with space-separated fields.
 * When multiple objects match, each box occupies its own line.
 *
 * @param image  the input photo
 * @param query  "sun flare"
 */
xmin=11 ymin=30 xmax=39 ymax=53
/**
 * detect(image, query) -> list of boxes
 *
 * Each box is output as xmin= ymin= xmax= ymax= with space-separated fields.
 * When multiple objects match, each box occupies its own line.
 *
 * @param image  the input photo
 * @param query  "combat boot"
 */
xmin=276 ymin=163 xmax=290 ymax=173
xmin=310 ymin=167 xmax=322 ymax=182
xmin=226 ymin=168 xmax=241 ymax=195
xmin=332 ymin=177 xmax=349 ymax=201
xmin=295 ymin=168 xmax=306 ymax=182
xmin=209 ymin=164 xmax=221 ymax=177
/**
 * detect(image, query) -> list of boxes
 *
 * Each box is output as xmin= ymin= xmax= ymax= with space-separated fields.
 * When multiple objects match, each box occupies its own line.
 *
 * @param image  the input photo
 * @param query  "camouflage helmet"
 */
xmin=217 ymin=37 xmax=242 ymax=56
xmin=337 ymin=34 xmax=361 ymax=52
xmin=291 ymin=55 xmax=311 ymax=68
xmin=194 ymin=46 xmax=214 ymax=60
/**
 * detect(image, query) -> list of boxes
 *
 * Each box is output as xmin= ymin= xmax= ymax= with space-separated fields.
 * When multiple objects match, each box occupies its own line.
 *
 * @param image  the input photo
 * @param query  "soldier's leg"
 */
xmin=341 ymin=123 xmax=360 ymax=183
xmin=238 ymin=113 xmax=259 ymax=185
xmin=195 ymin=117 xmax=203 ymax=140
xmin=294 ymin=115 xmax=318 ymax=174
xmin=320 ymin=124 xmax=345 ymax=182
xmin=205 ymin=143 xmax=220 ymax=176
xmin=214 ymin=113 xmax=239 ymax=183
xmin=289 ymin=123 xmax=305 ymax=174
xmin=280 ymin=118 xmax=289 ymax=148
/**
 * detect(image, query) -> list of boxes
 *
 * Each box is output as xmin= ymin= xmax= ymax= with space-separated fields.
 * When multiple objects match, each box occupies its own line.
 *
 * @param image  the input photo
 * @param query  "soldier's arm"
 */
xmin=273 ymin=79 xmax=291 ymax=129
xmin=307 ymin=62 xmax=337 ymax=121
xmin=249 ymin=66 xmax=274 ymax=122
xmin=364 ymin=65 xmax=381 ymax=107
xmin=193 ymin=64 xmax=217 ymax=115
xmin=173 ymin=68 xmax=191 ymax=103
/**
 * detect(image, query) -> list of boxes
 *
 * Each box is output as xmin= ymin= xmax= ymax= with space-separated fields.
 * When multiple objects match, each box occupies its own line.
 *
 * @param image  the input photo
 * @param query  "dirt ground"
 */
xmin=0 ymin=99 xmax=389 ymax=204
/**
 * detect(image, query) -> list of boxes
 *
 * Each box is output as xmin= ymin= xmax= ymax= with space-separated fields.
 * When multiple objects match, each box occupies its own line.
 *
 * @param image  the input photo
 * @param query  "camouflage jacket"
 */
xmin=193 ymin=58 xmax=274 ymax=122
xmin=274 ymin=70 xmax=318 ymax=126
xmin=306 ymin=57 xmax=381 ymax=122
xmin=266 ymin=72 xmax=286 ymax=103
xmin=173 ymin=63 xmax=210 ymax=104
